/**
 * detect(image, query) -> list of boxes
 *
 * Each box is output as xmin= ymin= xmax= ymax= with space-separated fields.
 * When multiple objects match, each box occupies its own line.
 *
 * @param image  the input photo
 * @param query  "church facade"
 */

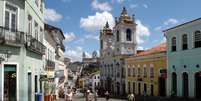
xmin=99 ymin=7 xmax=137 ymax=96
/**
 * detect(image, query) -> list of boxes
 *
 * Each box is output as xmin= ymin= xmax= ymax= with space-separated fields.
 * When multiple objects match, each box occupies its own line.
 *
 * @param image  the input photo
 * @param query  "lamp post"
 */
xmin=0 ymin=50 xmax=11 ymax=64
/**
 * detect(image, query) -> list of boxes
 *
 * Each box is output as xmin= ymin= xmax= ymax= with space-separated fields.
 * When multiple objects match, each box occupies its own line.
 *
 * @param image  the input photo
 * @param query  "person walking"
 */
xmin=66 ymin=90 xmax=73 ymax=101
xmin=130 ymin=93 xmax=135 ymax=101
xmin=105 ymin=91 xmax=110 ymax=101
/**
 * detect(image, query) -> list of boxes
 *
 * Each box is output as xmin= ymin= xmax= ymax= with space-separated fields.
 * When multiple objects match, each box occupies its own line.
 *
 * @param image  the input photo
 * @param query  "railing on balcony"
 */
xmin=26 ymin=34 xmax=45 ymax=55
xmin=0 ymin=26 xmax=24 ymax=46
xmin=45 ymin=59 xmax=55 ymax=70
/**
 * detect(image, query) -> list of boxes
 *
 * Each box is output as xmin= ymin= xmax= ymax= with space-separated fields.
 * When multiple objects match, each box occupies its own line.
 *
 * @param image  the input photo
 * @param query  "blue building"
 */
xmin=164 ymin=18 xmax=201 ymax=98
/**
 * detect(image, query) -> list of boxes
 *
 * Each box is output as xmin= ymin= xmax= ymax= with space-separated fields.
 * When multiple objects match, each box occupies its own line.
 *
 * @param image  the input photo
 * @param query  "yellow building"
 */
xmin=125 ymin=43 xmax=167 ymax=96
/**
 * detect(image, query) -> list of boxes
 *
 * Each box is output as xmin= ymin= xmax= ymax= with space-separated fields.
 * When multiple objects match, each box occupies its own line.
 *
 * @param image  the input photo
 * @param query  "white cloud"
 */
xmin=143 ymin=4 xmax=148 ymax=8
xmin=154 ymin=26 xmax=162 ymax=31
xmin=60 ymin=0 xmax=71 ymax=3
xmin=64 ymin=32 xmax=76 ymax=42
xmin=45 ymin=8 xmax=63 ymax=22
xmin=117 ymin=0 xmax=124 ymax=3
xmin=92 ymin=0 xmax=112 ymax=11
xmin=85 ymin=34 xmax=99 ymax=41
xmin=130 ymin=4 xmax=138 ymax=9
xmin=80 ymin=11 xmax=115 ymax=32
xmin=136 ymin=20 xmax=151 ymax=44
xmin=65 ymin=46 xmax=91 ymax=62
xmin=155 ymin=18 xmax=179 ymax=32
xmin=164 ymin=18 xmax=179 ymax=26
xmin=137 ymin=46 xmax=144 ymax=50
xmin=160 ymin=37 xmax=167 ymax=43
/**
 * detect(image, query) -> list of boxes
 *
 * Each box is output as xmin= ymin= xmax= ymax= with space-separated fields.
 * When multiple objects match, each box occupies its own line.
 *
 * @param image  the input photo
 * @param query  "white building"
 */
xmin=100 ymin=7 xmax=137 ymax=96
xmin=91 ymin=72 xmax=100 ymax=92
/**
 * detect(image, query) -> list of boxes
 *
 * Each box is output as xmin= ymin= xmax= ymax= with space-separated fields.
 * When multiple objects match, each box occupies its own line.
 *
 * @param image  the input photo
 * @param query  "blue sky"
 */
xmin=45 ymin=0 xmax=201 ymax=61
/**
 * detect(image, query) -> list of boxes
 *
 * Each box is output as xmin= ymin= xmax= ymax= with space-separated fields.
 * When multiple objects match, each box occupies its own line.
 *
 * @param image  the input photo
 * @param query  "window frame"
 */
xmin=126 ymin=28 xmax=132 ymax=41
xmin=171 ymin=37 xmax=177 ymax=52
xmin=182 ymin=34 xmax=188 ymax=50
xmin=194 ymin=30 xmax=201 ymax=48
xmin=4 ymin=3 xmax=18 ymax=32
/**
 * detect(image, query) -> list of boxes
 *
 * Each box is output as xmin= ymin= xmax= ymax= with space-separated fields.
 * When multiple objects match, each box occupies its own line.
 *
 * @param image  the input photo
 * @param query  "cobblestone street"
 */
xmin=59 ymin=97 xmax=127 ymax=101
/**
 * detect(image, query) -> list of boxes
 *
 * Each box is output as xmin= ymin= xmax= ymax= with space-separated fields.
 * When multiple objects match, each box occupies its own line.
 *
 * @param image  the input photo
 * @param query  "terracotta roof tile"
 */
xmin=136 ymin=43 xmax=166 ymax=56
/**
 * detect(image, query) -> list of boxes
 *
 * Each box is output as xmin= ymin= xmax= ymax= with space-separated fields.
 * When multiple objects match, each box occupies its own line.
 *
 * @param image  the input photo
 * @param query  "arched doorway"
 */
xmin=172 ymin=72 xmax=177 ymax=96
xmin=138 ymin=83 xmax=141 ymax=95
xmin=116 ymin=82 xmax=120 ymax=96
xmin=195 ymin=72 xmax=201 ymax=99
xmin=159 ymin=77 xmax=166 ymax=96
xmin=182 ymin=72 xmax=189 ymax=97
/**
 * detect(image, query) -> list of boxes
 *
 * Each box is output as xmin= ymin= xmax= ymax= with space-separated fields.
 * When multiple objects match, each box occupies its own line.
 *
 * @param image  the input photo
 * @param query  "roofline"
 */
xmin=163 ymin=17 xmax=201 ymax=32
xmin=45 ymin=23 xmax=65 ymax=39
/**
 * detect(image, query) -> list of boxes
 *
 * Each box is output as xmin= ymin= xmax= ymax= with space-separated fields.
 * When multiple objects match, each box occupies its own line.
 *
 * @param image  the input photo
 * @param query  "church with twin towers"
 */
xmin=99 ymin=7 xmax=137 ymax=95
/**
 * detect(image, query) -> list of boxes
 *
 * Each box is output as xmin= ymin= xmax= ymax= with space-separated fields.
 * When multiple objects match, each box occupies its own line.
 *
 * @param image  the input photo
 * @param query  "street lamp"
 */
xmin=0 ymin=50 xmax=11 ymax=63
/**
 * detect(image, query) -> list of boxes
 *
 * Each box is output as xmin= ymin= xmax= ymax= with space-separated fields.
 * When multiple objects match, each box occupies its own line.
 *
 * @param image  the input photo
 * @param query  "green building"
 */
xmin=0 ymin=0 xmax=45 ymax=100
xmin=164 ymin=17 xmax=201 ymax=98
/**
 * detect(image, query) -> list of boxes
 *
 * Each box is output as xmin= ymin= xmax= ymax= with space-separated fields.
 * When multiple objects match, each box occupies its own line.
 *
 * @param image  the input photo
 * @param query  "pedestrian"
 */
xmin=105 ymin=91 xmax=110 ymax=101
xmin=86 ymin=90 xmax=90 ymax=101
xmin=130 ymin=93 xmax=135 ymax=101
xmin=65 ymin=87 xmax=72 ymax=101
xmin=86 ymin=90 xmax=94 ymax=101
xmin=94 ymin=90 xmax=98 ymax=101
xmin=66 ymin=90 xmax=73 ymax=101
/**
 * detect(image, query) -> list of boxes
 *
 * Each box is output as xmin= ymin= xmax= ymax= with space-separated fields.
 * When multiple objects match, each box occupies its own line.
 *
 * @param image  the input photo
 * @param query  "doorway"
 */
xmin=150 ymin=84 xmax=154 ymax=96
xmin=4 ymin=65 xmax=17 ymax=101
xmin=172 ymin=72 xmax=177 ymax=96
xmin=28 ymin=73 xmax=32 ymax=101
xmin=138 ymin=83 xmax=141 ymax=95
xmin=182 ymin=72 xmax=189 ymax=97
xmin=195 ymin=72 xmax=201 ymax=99
xmin=159 ymin=77 xmax=166 ymax=96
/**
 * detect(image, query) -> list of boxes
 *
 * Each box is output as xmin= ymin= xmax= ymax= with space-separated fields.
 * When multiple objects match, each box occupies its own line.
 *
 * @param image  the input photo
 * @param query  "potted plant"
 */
xmin=44 ymin=81 xmax=50 ymax=101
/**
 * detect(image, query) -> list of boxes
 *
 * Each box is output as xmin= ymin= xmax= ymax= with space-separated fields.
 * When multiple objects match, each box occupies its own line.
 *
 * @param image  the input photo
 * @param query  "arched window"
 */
xmin=182 ymin=34 xmax=188 ymax=50
xmin=194 ymin=30 xmax=201 ymax=48
xmin=117 ymin=30 xmax=120 ymax=42
xmin=171 ymin=37 xmax=177 ymax=52
xmin=126 ymin=29 xmax=132 ymax=41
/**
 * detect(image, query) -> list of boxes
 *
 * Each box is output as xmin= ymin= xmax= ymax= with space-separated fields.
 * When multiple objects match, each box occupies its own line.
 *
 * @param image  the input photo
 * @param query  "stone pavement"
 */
xmin=58 ymin=97 xmax=127 ymax=101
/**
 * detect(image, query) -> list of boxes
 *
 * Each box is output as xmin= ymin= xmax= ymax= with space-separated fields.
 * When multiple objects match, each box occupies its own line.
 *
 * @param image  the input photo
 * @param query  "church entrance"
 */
xmin=195 ymin=72 xmax=201 ymax=99
xmin=3 ymin=65 xmax=17 ymax=101
xmin=158 ymin=77 xmax=166 ymax=96
xmin=182 ymin=72 xmax=189 ymax=97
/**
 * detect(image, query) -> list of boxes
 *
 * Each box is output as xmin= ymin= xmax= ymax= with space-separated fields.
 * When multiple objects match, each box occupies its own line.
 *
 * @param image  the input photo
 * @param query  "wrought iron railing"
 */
xmin=0 ymin=26 xmax=24 ymax=45
xmin=45 ymin=59 xmax=55 ymax=69
xmin=26 ymin=34 xmax=45 ymax=55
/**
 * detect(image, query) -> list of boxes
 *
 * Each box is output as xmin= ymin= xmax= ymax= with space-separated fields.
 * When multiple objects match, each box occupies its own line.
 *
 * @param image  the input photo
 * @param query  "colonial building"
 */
xmin=0 ymin=0 xmax=45 ymax=100
xmin=44 ymin=24 xmax=66 ymax=97
xmin=125 ymin=43 xmax=167 ymax=96
xmin=164 ymin=17 xmax=201 ymax=98
xmin=100 ymin=7 xmax=137 ymax=96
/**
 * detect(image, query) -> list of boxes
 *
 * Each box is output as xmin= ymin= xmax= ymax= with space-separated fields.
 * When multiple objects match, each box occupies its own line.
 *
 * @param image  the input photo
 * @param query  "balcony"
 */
xmin=45 ymin=59 xmax=55 ymax=70
xmin=0 ymin=26 xmax=24 ymax=46
xmin=26 ymin=35 xmax=45 ymax=55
